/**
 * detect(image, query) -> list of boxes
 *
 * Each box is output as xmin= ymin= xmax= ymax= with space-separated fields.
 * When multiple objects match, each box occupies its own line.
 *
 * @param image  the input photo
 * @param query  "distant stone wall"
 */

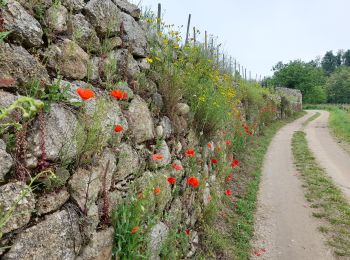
xmin=276 ymin=87 xmax=303 ymax=112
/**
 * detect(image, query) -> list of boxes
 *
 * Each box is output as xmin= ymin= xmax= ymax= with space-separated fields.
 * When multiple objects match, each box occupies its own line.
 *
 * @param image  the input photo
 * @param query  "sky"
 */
xmin=130 ymin=0 xmax=350 ymax=77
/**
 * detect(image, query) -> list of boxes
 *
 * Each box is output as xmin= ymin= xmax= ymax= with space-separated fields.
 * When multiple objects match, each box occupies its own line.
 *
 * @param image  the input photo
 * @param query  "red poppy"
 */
xmin=225 ymin=189 xmax=232 ymax=196
xmin=114 ymin=124 xmax=124 ymax=133
xmin=216 ymin=147 xmax=222 ymax=152
xmin=167 ymin=177 xmax=176 ymax=185
xmin=185 ymin=149 xmax=195 ymax=157
xmin=211 ymin=158 xmax=218 ymax=164
xmin=154 ymin=187 xmax=161 ymax=194
xmin=185 ymin=229 xmax=190 ymax=236
xmin=226 ymin=174 xmax=233 ymax=182
xmin=187 ymin=177 xmax=200 ymax=188
xmin=207 ymin=143 xmax=212 ymax=148
xmin=131 ymin=226 xmax=139 ymax=234
xmin=231 ymin=159 xmax=240 ymax=168
xmin=111 ymin=89 xmax=128 ymax=100
xmin=77 ymin=87 xmax=95 ymax=100
xmin=172 ymin=163 xmax=182 ymax=171
xmin=152 ymin=154 xmax=164 ymax=161
xmin=225 ymin=140 xmax=231 ymax=145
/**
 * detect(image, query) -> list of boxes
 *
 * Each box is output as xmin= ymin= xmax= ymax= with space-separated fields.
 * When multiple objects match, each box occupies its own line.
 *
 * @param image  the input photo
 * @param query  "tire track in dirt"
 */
xmin=251 ymin=112 xmax=334 ymax=260
xmin=304 ymin=110 xmax=350 ymax=202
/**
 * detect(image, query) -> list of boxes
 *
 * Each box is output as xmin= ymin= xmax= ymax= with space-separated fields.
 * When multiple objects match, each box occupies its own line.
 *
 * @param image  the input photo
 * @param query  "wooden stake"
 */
xmin=193 ymin=26 xmax=196 ymax=44
xmin=157 ymin=3 xmax=161 ymax=32
xmin=205 ymin=31 xmax=208 ymax=51
xmin=185 ymin=14 xmax=191 ymax=44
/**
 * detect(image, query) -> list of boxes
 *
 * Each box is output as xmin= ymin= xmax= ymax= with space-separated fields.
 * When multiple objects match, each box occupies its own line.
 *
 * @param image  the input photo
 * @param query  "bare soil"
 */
xmin=305 ymin=110 xmax=350 ymax=202
xmin=251 ymin=112 xmax=335 ymax=260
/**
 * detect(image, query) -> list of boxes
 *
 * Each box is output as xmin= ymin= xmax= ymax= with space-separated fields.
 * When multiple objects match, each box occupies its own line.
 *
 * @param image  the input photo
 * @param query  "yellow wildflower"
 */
xmin=146 ymin=57 xmax=153 ymax=64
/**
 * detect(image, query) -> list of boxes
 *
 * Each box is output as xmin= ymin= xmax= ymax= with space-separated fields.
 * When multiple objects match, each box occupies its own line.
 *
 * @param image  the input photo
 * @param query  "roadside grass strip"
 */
xmin=302 ymin=111 xmax=320 ymax=127
xmin=292 ymin=131 xmax=350 ymax=256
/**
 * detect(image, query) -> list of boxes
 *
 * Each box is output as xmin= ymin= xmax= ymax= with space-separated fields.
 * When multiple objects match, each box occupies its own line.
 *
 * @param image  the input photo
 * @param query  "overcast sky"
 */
xmin=130 ymin=0 xmax=350 ymax=77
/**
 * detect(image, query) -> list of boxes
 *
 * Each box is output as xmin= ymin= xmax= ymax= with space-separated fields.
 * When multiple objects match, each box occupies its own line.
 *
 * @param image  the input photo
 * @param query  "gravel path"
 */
xmin=305 ymin=110 xmax=350 ymax=202
xmin=251 ymin=112 xmax=334 ymax=260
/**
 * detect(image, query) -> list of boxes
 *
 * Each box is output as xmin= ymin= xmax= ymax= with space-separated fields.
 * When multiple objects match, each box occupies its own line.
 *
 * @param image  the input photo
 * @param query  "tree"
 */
xmin=343 ymin=50 xmax=350 ymax=66
xmin=326 ymin=67 xmax=350 ymax=103
xmin=321 ymin=51 xmax=338 ymax=74
xmin=271 ymin=60 xmax=326 ymax=103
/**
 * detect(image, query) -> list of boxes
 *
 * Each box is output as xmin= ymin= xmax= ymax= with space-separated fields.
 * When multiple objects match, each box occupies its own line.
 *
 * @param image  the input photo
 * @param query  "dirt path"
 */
xmin=305 ymin=110 xmax=350 ymax=202
xmin=251 ymin=112 xmax=334 ymax=260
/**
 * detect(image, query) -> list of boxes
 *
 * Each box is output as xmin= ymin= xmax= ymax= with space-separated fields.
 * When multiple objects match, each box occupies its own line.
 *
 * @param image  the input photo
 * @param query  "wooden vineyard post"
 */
xmin=205 ymin=31 xmax=208 ymax=51
xmin=185 ymin=14 xmax=191 ymax=44
xmin=193 ymin=26 xmax=196 ymax=44
xmin=157 ymin=3 xmax=161 ymax=32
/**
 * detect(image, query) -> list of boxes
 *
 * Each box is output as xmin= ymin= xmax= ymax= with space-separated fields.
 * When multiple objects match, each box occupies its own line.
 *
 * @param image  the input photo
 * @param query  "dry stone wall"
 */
xmin=0 ymin=1 xmax=302 ymax=259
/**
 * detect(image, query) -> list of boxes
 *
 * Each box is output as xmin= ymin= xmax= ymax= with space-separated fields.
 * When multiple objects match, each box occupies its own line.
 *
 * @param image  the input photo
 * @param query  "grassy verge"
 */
xmin=329 ymin=109 xmax=350 ymax=145
xmin=292 ymin=131 xmax=350 ymax=256
xmin=304 ymin=104 xmax=350 ymax=145
xmin=198 ymin=111 xmax=306 ymax=259
xmin=302 ymin=111 xmax=320 ymax=127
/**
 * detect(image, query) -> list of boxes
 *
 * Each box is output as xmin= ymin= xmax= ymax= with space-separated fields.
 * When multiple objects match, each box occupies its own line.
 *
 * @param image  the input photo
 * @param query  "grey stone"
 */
xmin=27 ymin=103 xmax=78 ymax=166
xmin=77 ymin=227 xmax=114 ymax=260
xmin=46 ymin=4 xmax=68 ymax=33
xmin=68 ymin=14 xmax=101 ymax=53
xmin=96 ymin=148 xmax=117 ymax=191
xmin=69 ymin=148 xmax=116 ymax=211
xmin=36 ymin=188 xmax=70 ymax=215
xmin=113 ymin=0 xmax=141 ymax=19
xmin=61 ymin=0 xmax=85 ymax=11
xmin=0 ymin=139 xmax=13 ymax=182
xmin=0 ymin=43 xmax=49 ymax=86
xmin=160 ymin=116 xmax=172 ymax=139
xmin=166 ymin=198 xmax=182 ymax=225
xmin=3 ymin=0 xmax=43 ymax=47
xmin=155 ymin=125 xmax=163 ymax=138
xmin=3 ymin=208 xmax=82 ymax=260
xmin=68 ymin=167 xmax=101 ymax=212
xmin=148 ymin=222 xmax=169 ymax=258
xmin=0 ymin=182 xmax=35 ymax=234
xmin=101 ymin=36 xmax=123 ymax=51
xmin=17 ymin=0 xmax=52 ymax=11
xmin=83 ymin=97 xmax=128 ymax=146
xmin=87 ymin=56 xmax=101 ymax=81
xmin=83 ymin=0 xmax=121 ymax=37
xmin=175 ymin=103 xmax=190 ymax=115
xmin=127 ymin=95 xmax=154 ymax=143
xmin=138 ymin=58 xmax=151 ymax=71
xmin=45 ymin=39 xmax=89 ymax=79
xmin=120 ymin=12 xmax=148 ymax=57
xmin=108 ymin=49 xmax=140 ymax=78
xmin=152 ymin=93 xmax=163 ymax=111
xmin=114 ymin=143 xmax=140 ymax=181
xmin=150 ymin=140 xmax=171 ymax=169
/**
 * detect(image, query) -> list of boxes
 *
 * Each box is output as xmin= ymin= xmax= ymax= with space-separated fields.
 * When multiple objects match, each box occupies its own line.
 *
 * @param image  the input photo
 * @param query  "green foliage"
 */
xmin=112 ymin=197 xmax=148 ymax=259
xmin=303 ymin=85 xmax=327 ymax=104
xmin=271 ymin=60 xmax=326 ymax=103
xmin=0 ymin=96 xmax=44 ymax=133
xmin=326 ymin=67 xmax=350 ymax=103
xmin=0 ymin=32 xmax=11 ymax=42
xmin=23 ymin=79 xmax=68 ymax=110
xmin=322 ymin=50 xmax=339 ymax=75
xmin=75 ymin=98 xmax=109 ymax=166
